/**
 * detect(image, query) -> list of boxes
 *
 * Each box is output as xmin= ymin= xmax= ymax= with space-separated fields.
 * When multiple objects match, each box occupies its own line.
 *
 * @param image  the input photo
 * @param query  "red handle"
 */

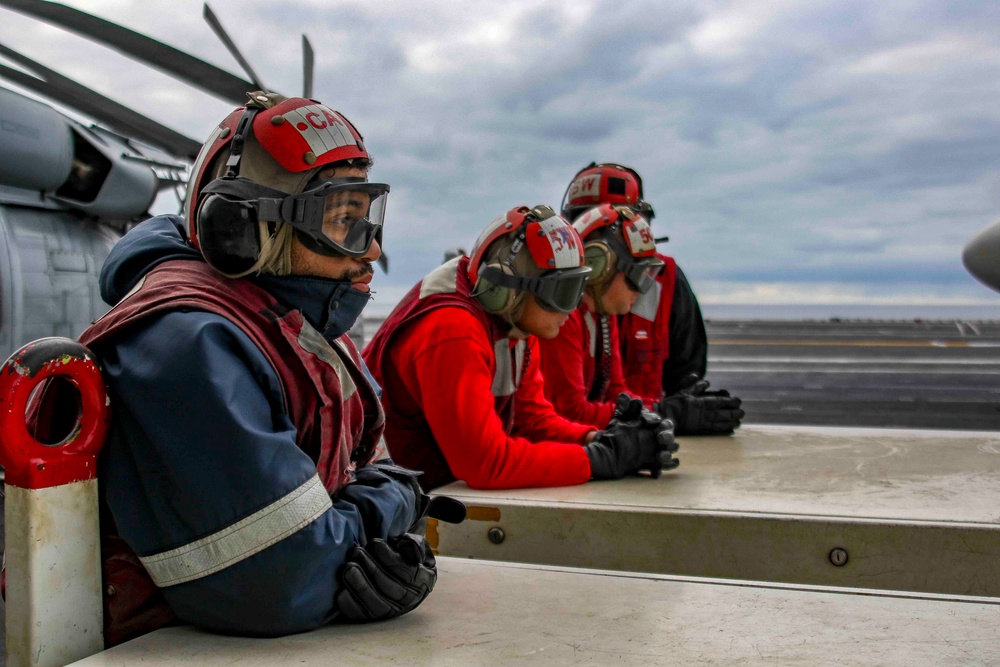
xmin=0 ymin=337 xmax=110 ymax=489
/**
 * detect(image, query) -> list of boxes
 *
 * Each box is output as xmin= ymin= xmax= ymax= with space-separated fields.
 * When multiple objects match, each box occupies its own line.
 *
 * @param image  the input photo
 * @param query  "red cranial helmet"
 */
xmin=561 ymin=163 xmax=652 ymax=221
xmin=572 ymin=203 xmax=663 ymax=296
xmin=183 ymin=92 xmax=387 ymax=277
xmin=467 ymin=205 xmax=591 ymax=316
xmin=184 ymin=93 xmax=370 ymax=246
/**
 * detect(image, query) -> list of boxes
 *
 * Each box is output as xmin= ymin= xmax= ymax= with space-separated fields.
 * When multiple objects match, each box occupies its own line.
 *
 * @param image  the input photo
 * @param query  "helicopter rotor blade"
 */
xmin=377 ymin=254 xmax=388 ymax=273
xmin=0 ymin=43 xmax=201 ymax=159
xmin=302 ymin=34 xmax=314 ymax=98
xmin=202 ymin=3 xmax=267 ymax=94
xmin=0 ymin=0 xmax=255 ymax=105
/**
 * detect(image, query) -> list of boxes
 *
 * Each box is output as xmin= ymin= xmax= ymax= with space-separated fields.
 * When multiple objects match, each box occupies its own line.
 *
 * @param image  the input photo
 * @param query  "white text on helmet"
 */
xmin=569 ymin=174 xmax=601 ymax=200
xmin=285 ymin=104 xmax=356 ymax=156
xmin=537 ymin=217 xmax=582 ymax=269
xmin=623 ymin=218 xmax=657 ymax=257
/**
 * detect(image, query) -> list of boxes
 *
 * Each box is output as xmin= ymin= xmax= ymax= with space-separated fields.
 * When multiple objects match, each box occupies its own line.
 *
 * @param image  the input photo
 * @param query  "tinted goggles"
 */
xmin=619 ymin=255 xmax=664 ymax=294
xmin=480 ymin=265 xmax=592 ymax=313
xmin=604 ymin=232 xmax=663 ymax=294
xmin=275 ymin=177 xmax=389 ymax=258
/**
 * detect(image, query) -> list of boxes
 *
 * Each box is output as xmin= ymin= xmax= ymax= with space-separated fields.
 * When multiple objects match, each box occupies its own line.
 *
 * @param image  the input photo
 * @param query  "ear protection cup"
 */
xmin=474 ymin=262 xmax=517 ymax=314
xmin=195 ymin=176 xmax=290 ymax=278
xmin=583 ymin=241 xmax=616 ymax=286
xmin=196 ymin=194 xmax=265 ymax=277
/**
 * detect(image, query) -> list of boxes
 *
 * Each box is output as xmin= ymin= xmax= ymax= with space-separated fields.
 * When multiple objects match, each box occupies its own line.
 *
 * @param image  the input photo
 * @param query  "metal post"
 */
xmin=0 ymin=338 xmax=110 ymax=667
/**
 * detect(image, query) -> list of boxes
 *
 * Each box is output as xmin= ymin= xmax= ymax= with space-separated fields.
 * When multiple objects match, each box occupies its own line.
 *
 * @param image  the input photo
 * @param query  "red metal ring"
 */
xmin=0 ymin=337 xmax=109 ymax=489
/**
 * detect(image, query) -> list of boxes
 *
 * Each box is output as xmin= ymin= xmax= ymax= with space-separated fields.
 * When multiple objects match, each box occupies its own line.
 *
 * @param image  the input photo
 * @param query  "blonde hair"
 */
xmin=255 ymin=222 xmax=296 ymax=276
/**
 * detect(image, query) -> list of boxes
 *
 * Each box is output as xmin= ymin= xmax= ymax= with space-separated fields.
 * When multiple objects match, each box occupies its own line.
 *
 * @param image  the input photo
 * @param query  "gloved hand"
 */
xmin=411 ymin=494 xmax=468 ymax=533
xmin=656 ymin=374 xmax=744 ymax=435
xmin=336 ymin=533 xmax=437 ymax=623
xmin=585 ymin=394 xmax=679 ymax=480
xmin=366 ymin=462 xmax=467 ymax=533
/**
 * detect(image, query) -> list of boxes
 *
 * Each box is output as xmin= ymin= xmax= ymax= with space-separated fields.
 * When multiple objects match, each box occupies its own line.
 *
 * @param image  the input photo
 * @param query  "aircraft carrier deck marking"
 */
xmin=714 ymin=340 xmax=1000 ymax=347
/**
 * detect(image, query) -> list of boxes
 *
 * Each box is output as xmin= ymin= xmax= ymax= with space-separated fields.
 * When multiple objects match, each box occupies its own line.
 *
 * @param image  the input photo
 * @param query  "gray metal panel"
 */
xmin=68 ymin=558 xmax=1000 ymax=666
xmin=0 ymin=207 xmax=117 ymax=360
xmin=0 ymin=206 xmax=15 ymax=357
xmin=430 ymin=425 xmax=1000 ymax=597
xmin=0 ymin=87 xmax=73 ymax=191
xmin=52 ymin=128 xmax=159 ymax=219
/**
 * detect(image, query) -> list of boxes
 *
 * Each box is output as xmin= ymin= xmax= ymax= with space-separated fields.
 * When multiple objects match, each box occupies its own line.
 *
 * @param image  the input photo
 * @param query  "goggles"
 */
xmin=620 ymin=256 xmax=664 ymax=294
xmin=257 ymin=177 xmax=389 ymax=258
xmin=601 ymin=230 xmax=663 ymax=294
xmin=203 ymin=177 xmax=389 ymax=259
xmin=219 ymin=178 xmax=389 ymax=257
xmin=479 ymin=265 xmax=592 ymax=313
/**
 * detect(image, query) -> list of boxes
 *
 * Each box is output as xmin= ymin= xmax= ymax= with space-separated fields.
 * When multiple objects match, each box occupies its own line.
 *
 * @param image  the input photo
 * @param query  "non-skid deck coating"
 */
xmin=69 ymin=559 xmax=1000 ymax=666
xmin=431 ymin=425 xmax=1000 ymax=596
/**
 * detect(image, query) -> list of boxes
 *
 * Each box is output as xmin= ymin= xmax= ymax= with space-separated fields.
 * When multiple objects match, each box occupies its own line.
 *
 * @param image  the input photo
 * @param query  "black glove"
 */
xmin=656 ymin=374 xmax=744 ymax=435
xmin=366 ymin=462 xmax=467 ymax=532
xmin=411 ymin=494 xmax=468 ymax=533
xmin=585 ymin=394 xmax=679 ymax=480
xmin=336 ymin=533 xmax=437 ymax=623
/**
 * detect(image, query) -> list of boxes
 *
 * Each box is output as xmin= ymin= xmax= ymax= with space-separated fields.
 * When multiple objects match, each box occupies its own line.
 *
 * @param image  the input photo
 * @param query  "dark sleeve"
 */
xmin=99 ymin=311 xmax=417 ymax=637
xmin=662 ymin=265 xmax=708 ymax=395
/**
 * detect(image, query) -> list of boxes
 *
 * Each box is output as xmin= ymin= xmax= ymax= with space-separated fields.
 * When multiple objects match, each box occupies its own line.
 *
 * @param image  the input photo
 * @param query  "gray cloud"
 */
xmin=2 ymin=0 xmax=999 ymax=306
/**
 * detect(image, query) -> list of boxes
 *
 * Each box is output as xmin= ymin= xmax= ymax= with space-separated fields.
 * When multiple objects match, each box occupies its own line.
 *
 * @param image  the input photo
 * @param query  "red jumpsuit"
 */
xmin=364 ymin=258 xmax=593 ymax=491
xmin=538 ymin=301 xmax=655 ymax=429
xmin=619 ymin=254 xmax=708 ymax=397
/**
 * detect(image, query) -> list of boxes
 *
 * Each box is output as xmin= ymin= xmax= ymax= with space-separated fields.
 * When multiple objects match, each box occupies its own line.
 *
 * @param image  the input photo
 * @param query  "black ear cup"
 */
xmin=196 ymin=194 xmax=263 ymax=276
xmin=584 ymin=242 xmax=615 ymax=286
xmin=475 ymin=262 xmax=517 ymax=314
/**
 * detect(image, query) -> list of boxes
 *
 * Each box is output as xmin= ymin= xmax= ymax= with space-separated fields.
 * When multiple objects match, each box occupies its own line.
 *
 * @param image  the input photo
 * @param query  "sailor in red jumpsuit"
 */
xmin=557 ymin=164 xmax=744 ymax=435
xmin=538 ymin=204 xmax=664 ymax=426
xmin=364 ymin=206 xmax=678 ymax=491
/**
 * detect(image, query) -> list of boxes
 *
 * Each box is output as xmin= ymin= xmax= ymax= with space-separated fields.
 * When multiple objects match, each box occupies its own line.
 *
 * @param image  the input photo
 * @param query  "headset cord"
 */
xmin=587 ymin=315 xmax=613 ymax=401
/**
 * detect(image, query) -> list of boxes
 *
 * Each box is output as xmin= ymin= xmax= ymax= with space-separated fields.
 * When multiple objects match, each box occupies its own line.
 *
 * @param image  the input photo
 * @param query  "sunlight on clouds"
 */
xmin=686 ymin=0 xmax=798 ymax=58
xmin=847 ymin=36 xmax=1000 ymax=77
xmin=406 ymin=11 xmax=525 ymax=74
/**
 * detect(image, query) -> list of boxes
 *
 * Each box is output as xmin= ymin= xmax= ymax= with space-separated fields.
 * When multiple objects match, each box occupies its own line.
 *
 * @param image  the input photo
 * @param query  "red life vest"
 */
xmin=364 ymin=257 xmax=527 ymax=490
xmin=79 ymin=259 xmax=385 ymax=646
xmin=618 ymin=253 xmax=678 ymax=399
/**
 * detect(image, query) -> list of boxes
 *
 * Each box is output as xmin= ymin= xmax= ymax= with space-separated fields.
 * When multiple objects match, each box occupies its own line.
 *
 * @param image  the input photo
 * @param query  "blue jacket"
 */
xmin=95 ymin=215 xmax=418 ymax=636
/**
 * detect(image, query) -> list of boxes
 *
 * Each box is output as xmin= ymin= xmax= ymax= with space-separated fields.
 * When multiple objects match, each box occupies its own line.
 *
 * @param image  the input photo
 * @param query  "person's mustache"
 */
xmin=344 ymin=263 xmax=374 ymax=282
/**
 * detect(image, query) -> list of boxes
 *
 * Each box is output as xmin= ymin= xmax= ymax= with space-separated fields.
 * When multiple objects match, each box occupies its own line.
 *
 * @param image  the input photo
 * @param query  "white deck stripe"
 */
xmin=710 ymin=357 xmax=1000 ymax=365
xmin=140 ymin=475 xmax=332 ymax=587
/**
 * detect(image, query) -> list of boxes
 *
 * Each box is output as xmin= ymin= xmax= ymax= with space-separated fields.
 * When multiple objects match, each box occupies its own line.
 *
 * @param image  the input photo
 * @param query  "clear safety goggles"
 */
xmin=480 ymin=265 xmax=593 ymax=313
xmin=619 ymin=255 xmax=664 ymax=295
xmin=275 ymin=177 xmax=390 ymax=258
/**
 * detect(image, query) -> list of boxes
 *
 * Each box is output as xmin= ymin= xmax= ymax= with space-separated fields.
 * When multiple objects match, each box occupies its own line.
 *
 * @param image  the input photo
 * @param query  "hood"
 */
xmin=100 ymin=215 xmax=202 ymax=306
xmin=99 ymin=214 xmax=369 ymax=340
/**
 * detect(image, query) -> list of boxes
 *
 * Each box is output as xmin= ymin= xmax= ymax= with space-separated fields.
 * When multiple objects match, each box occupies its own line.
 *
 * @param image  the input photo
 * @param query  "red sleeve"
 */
xmin=538 ymin=310 xmax=656 ymax=429
xmin=390 ymin=308 xmax=591 ymax=490
xmin=512 ymin=336 xmax=594 ymax=444
xmin=536 ymin=310 xmax=617 ymax=428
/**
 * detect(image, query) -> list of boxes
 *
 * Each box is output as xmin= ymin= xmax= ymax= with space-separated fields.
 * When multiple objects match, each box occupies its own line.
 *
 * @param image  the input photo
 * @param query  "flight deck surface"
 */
xmin=432 ymin=424 xmax=1000 ymax=597
xmin=68 ymin=558 xmax=1000 ymax=666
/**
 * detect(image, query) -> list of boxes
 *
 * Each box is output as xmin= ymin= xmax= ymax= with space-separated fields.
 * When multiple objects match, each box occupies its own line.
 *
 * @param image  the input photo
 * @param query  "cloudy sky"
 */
xmin=3 ymin=0 xmax=1000 ymax=313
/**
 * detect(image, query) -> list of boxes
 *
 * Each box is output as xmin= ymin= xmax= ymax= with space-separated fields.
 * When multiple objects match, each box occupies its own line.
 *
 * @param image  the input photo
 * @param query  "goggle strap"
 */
xmin=480 ymin=266 xmax=535 ymax=292
xmin=479 ymin=266 xmax=588 ymax=299
xmin=257 ymin=198 xmax=283 ymax=222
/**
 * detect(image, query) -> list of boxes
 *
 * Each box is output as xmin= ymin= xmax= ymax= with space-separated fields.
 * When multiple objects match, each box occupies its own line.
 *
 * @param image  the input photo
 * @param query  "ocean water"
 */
xmin=701 ymin=303 xmax=1000 ymax=321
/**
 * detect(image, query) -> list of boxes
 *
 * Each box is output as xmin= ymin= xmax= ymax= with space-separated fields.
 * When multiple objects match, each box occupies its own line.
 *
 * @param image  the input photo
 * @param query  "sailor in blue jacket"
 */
xmin=80 ymin=93 xmax=433 ymax=645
